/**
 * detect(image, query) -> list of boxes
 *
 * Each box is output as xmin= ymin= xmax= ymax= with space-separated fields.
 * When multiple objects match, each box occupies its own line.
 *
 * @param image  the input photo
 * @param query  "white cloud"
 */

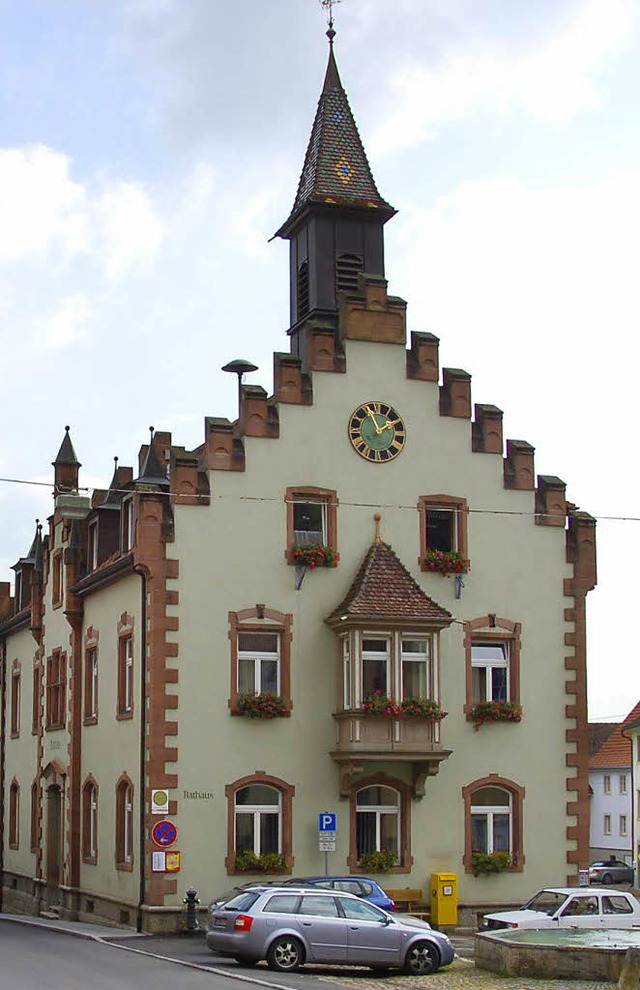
xmin=34 ymin=294 xmax=92 ymax=350
xmin=370 ymin=0 xmax=638 ymax=154
xmin=0 ymin=145 xmax=88 ymax=262
xmin=95 ymin=180 xmax=164 ymax=280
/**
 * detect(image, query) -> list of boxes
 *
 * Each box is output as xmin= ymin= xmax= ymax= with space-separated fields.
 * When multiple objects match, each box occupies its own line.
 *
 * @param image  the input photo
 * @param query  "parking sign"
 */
xmin=318 ymin=812 xmax=336 ymax=831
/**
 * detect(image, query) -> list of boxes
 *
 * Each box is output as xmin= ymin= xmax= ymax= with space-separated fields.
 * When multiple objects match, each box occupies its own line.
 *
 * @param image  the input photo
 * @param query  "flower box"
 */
xmin=470 ymin=701 xmax=522 ymax=729
xmin=422 ymin=550 xmax=469 ymax=575
xmin=400 ymin=697 xmax=447 ymax=721
xmin=362 ymin=692 xmax=447 ymax=721
xmin=236 ymin=691 xmax=289 ymax=719
xmin=471 ymin=850 xmax=511 ymax=876
xmin=290 ymin=543 xmax=336 ymax=569
xmin=234 ymin=851 xmax=287 ymax=873
xmin=359 ymin=849 xmax=397 ymax=873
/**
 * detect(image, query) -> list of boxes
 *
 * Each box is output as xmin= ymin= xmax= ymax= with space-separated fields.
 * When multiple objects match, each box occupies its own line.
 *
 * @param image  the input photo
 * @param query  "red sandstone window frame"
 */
xmin=346 ymin=773 xmax=413 ymax=875
xmin=10 ymin=665 xmax=20 ymax=738
xmin=117 ymin=633 xmax=134 ymax=720
xmin=52 ymin=550 xmax=63 ymax=607
xmin=115 ymin=775 xmax=134 ymax=870
xmin=84 ymin=645 xmax=99 ymax=724
xmin=30 ymin=780 xmax=38 ymax=852
xmin=46 ymin=650 xmax=66 ymax=729
xmin=9 ymin=779 xmax=19 ymax=849
xmin=417 ymin=495 xmax=468 ymax=569
xmin=82 ymin=777 xmax=99 ymax=864
xmin=462 ymin=774 xmax=525 ymax=873
xmin=228 ymin=607 xmax=293 ymax=715
xmin=32 ymin=664 xmax=41 ymax=733
xmin=285 ymin=486 xmax=338 ymax=565
xmin=224 ymin=772 xmax=295 ymax=875
xmin=463 ymin=615 xmax=521 ymax=717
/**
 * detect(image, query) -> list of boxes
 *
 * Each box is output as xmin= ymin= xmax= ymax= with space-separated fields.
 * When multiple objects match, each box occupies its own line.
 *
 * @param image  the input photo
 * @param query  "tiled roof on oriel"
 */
xmin=277 ymin=45 xmax=395 ymax=235
xmin=327 ymin=538 xmax=452 ymax=624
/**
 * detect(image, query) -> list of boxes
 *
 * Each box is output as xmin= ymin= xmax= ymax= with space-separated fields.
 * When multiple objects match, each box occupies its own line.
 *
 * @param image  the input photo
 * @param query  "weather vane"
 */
xmin=319 ymin=0 xmax=342 ymax=36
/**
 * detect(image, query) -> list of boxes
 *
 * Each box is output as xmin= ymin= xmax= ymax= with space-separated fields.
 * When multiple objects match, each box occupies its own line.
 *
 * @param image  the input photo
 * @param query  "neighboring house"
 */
xmin=0 ymin=34 xmax=597 ymax=932
xmin=589 ymin=703 xmax=640 ymax=864
xmin=622 ymin=712 xmax=640 ymax=884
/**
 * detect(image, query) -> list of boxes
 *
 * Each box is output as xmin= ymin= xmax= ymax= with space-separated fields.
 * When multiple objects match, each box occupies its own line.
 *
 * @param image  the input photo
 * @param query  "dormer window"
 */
xmin=14 ymin=571 xmax=23 ymax=612
xmin=87 ymin=519 xmax=99 ymax=571
xmin=121 ymin=497 xmax=134 ymax=552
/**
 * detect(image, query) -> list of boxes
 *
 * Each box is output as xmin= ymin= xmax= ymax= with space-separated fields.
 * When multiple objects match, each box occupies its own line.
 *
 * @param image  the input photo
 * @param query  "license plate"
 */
xmin=213 ymin=917 xmax=227 ymax=928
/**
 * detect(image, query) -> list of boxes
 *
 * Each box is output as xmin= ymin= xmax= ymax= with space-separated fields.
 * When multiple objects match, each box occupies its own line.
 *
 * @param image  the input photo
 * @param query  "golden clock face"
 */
xmin=348 ymin=401 xmax=406 ymax=462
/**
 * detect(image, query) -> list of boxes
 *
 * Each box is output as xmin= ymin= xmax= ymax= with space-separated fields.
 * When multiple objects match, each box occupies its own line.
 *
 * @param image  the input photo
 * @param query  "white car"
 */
xmin=483 ymin=887 xmax=640 ymax=930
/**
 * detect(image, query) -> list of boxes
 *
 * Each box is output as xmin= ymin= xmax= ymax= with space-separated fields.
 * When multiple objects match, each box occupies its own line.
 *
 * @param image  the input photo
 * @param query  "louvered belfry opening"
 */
xmin=336 ymin=253 xmax=362 ymax=296
xmin=297 ymin=260 xmax=309 ymax=319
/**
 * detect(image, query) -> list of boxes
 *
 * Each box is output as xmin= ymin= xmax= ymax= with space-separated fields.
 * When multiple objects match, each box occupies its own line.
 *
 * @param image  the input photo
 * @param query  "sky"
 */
xmin=1 ymin=0 xmax=639 ymax=721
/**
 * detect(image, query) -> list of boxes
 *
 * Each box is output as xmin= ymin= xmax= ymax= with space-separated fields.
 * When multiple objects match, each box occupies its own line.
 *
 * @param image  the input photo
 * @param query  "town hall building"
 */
xmin=0 ymin=29 xmax=596 ymax=932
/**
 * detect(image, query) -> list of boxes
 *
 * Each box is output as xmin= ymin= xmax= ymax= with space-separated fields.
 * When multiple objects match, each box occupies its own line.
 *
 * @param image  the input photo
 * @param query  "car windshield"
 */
xmin=522 ymin=890 xmax=569 ymax=914
xmin=221 ymin=891 xmax=261 ymax=912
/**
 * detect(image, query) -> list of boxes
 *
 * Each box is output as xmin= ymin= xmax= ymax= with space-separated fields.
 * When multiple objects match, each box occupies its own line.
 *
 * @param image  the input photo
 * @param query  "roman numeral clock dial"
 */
xmin=348 ymin=401 xmax=406 ymax=462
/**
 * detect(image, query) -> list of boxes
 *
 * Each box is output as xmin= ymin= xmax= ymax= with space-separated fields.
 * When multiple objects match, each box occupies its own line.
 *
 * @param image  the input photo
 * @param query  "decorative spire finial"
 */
xmin=373 ymin=512 xmax=383 ymax=543
xmin=320 ymin=0 xmax=341 ymax=44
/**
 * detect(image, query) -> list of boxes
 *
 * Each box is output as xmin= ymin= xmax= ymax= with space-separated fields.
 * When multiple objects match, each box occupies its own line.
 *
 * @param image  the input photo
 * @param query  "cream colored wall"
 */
xmin=79 ymin=573 xmax=141 ymax=902
xmin=3 ymin=625 xmax=38 ymax=877
xmin=169 ymin=336 xmax=574 ymax=905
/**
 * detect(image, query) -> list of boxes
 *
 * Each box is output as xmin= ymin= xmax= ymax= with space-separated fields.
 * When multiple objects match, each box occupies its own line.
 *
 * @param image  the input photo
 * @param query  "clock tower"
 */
xmin=275 ymin=28 xmax=396 ymax=359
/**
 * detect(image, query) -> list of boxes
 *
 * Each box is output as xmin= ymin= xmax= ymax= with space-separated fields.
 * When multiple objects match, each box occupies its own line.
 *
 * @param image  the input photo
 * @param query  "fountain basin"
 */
xmin=475 ymin=928 xmax=640 ymax=982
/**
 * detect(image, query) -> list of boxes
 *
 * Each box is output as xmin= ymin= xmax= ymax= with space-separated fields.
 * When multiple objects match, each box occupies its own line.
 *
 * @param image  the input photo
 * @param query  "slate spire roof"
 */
xmin=52 ymin=425 xmax=80 ymax=467
xmin=276 ymin=39 xmax=395 ymax=238
xmin=326 ymin=535 xmax=452 ymax=625
xmin=135 ymin=429 xmax=169 ymax=488
xmin=12 ymin=519 xmax=42 ymax=571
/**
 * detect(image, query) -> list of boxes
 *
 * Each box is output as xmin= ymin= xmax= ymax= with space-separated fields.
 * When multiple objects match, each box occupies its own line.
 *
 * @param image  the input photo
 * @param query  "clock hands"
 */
xmin=365 ymin=405 xmax=384 ymax=434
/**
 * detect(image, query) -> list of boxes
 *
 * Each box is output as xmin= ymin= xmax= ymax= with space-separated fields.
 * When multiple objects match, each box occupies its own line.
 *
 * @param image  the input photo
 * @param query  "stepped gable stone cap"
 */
xmin=590 ymin=699 xmax=640 ymax=768
xmin=52 ymin=425 xmax=81 ymax=467
xmin=326 ymin=539 xmax=452 ymax=626
xmin=275 ymin=44 xmax=395 ymax=239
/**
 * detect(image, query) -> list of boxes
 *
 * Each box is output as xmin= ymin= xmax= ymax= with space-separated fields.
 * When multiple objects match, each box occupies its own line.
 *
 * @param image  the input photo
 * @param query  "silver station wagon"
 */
xmin=206 ymin=885 xmax=454 ymax=974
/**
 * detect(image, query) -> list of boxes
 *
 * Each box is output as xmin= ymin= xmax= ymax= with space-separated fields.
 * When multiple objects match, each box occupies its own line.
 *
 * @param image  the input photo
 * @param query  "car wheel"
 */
xmin=403 ymin=940 xmax=440 ymax=976
xmin=602 ymin=873 xmax=612 ymax=885
xmin=266 ymin=936 xmax=304 ymax=972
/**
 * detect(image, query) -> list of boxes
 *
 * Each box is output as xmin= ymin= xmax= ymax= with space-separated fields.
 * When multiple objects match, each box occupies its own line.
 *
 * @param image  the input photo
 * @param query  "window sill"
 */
xmin=45 ymin=723 xmax=66 ymax=732
xmin=115 ymin=861 xmax=133 ymax=872
xmin=52 ymin=599 xmax=63 ymax=610
xmin=83 ymin=715 xmax=98 ymax=726
xmin=8 ymin=842 xmax=19 ymax=851
xmin=82 ymin=855 xmax=97 ymax=866
xmin=116 ymin=711 xmax=133 ymax=721
xmin=10 ymin=731 xmax=20 ymax=739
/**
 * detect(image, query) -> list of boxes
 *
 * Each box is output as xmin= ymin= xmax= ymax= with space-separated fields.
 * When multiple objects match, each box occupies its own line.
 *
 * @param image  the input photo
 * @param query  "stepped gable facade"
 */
xmin=0 ymin=32 xmax=596 ymax=932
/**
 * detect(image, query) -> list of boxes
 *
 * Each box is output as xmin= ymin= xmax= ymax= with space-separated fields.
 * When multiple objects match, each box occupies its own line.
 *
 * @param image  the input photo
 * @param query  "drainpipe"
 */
xmin=134 ymin=564 xmax=147 ymax=933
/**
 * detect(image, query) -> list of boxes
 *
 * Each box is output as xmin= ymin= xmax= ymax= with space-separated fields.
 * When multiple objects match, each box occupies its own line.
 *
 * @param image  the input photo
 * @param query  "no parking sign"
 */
xmin=152 ymin=819 xmax=178 ymax=848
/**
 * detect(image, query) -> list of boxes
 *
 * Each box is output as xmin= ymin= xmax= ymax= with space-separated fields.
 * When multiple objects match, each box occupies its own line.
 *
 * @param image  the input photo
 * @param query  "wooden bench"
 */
xmin=386 ymin=887 xmax=427 ymax=915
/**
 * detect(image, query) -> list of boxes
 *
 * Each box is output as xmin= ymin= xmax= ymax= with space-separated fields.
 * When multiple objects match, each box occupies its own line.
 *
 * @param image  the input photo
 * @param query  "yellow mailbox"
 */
xmin=430 ymin=872 xmax=458 ymax=926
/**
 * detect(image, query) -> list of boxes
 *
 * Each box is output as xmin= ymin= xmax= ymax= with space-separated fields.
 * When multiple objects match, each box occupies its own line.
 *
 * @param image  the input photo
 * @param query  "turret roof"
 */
xmin=326 ymin=539 xmax=452 ymax=625
xmin=276 ymin=42 xmax=395 ymax=238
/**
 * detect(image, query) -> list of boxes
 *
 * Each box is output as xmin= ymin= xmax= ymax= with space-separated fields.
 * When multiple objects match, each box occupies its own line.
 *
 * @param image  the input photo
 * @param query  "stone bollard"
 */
xmin=618 ymin=947 xmax=640 ymax=990
xmin=183 ymin=887 xmax=200 ymax=934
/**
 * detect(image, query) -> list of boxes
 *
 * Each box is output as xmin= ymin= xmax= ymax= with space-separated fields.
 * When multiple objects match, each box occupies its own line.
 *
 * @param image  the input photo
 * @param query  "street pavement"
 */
xmin=0 ymin=912 xmax=617 ymax=989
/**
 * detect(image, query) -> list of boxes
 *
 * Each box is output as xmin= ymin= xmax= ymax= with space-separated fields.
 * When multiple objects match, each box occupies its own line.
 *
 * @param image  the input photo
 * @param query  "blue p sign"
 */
xmin=319 ymin=812 xmax=336 ymax=831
